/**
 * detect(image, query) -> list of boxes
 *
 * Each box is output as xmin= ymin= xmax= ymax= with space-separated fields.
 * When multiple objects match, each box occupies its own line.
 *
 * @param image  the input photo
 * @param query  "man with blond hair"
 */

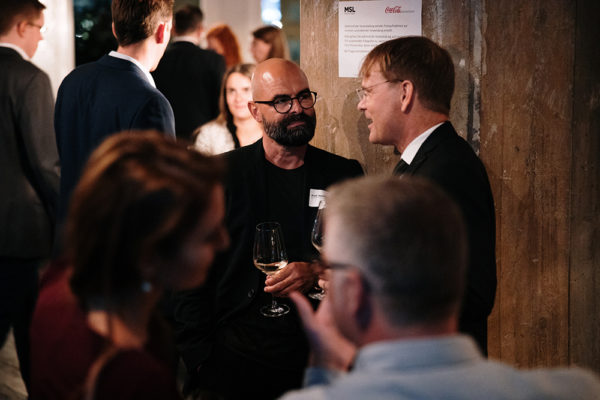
xmin=356 ymin=36 xmax=497 ymax=354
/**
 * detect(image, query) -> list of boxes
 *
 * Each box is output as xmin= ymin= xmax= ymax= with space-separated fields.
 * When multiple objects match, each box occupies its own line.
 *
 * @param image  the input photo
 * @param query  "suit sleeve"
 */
xmin=18 ymin=70 xmax=60 ymax=222
xmin=424 ymin=160 xmax=497 ymax=321
xmin=133 ymin=93 xmax=176 ymax=137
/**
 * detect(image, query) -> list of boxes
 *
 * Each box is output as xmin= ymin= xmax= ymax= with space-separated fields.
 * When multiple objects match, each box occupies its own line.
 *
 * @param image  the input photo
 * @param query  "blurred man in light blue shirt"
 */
xmin=283 ymin=176 xmax=600 ymax=400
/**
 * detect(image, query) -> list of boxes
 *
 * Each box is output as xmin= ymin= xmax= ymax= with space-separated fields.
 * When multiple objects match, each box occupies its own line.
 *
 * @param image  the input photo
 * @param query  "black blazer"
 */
xmin=395 ymin=121 xmax=497 ymax=353
xmin=172 ymin=139 xmax=363 ymax=373
xmin=152 ymin=41 xmax=225 ymax=140
xmin=0 ymin=47 xmax=60 ymax=258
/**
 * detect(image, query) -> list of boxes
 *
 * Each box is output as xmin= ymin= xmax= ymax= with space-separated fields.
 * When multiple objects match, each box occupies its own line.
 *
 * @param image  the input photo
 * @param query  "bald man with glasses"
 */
xmin=171 ymin=58 xmax=363 ymax=399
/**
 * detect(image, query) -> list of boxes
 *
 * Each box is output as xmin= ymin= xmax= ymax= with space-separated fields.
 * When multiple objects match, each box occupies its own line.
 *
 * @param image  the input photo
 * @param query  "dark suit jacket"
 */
xmin=172 ymin=139 xmax=363 ymax=382
xmin=54 ymin=54 xmax=175 ymax=223
xmin=152 ymin=41 xmax=225 ymax=140
xmin=0 ymin=46 xmax=60 ymax=258
xmin=395 ymin=121 xmax=497 ymax=353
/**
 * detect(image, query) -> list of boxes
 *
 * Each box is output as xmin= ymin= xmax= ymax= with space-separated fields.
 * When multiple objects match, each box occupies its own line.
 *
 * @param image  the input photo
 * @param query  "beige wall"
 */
xmin=201 ymin=0 xmax=262 ymax=63
xmin=301 ymin=0 xmax=600 ymax=373
xmin=33 ymin=0 xmax=75 ymax=96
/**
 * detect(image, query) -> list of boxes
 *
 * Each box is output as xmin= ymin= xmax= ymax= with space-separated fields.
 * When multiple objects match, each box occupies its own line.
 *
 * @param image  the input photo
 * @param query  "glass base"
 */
xmin=308 ymin=286 xmax=326 ymax=300
xmin=260 ymin=303 xmax=290 ymax=317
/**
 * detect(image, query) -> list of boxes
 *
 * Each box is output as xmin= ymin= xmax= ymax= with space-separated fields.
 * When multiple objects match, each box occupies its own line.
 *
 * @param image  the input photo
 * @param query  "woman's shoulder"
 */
xmin=193 ymin=120 xmax=235 ymax=155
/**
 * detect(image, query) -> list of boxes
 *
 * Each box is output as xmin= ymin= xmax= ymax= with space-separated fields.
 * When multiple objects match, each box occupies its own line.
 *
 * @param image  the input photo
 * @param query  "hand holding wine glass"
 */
xmin=253 ymin=222 xmax=290 ymax=317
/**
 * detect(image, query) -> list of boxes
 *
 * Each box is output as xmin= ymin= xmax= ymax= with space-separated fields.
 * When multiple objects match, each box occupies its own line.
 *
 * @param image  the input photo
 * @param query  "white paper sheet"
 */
xmin=338 ymin=0 xmax=422 ymax=78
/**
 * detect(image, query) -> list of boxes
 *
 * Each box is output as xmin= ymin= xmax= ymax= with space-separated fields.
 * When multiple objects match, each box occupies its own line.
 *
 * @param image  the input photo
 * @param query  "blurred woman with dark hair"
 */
xmin=250 ymin=25 xmax=289 ymax=62
xmin=30 ymin=130 xmax=228 ymax=399
xmin=206 ymin=24 xmax=242 ymax=69
xmin=193 ymin=63 xmax=262 ymax=154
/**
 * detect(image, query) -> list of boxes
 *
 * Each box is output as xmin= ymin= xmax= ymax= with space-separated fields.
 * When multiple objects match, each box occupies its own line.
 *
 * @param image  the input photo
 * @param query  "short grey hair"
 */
xmin=325 ymin=175 xmax=467 ymax=326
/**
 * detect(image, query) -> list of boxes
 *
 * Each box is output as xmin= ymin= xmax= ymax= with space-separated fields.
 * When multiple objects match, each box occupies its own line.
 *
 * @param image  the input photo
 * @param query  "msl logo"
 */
xmin=344 ymin=6 xmax=356 ymax=13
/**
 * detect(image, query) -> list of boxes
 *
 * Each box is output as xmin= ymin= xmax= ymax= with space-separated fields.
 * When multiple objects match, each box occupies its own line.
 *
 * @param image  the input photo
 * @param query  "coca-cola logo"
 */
xmin=385 ymin=6 xmax=402 ymax=13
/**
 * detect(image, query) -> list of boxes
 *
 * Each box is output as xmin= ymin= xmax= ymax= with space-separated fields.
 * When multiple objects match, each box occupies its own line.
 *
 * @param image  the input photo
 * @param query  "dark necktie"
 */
xmin=393 ymin=159 xmax=409 ymax=175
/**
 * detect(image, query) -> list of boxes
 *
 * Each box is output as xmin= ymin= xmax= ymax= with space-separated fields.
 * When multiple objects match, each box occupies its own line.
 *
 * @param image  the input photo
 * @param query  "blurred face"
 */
xmin=323 ymin=213 xmax=360 ymax=344
xmin=169 ymin=185 xmax=229 ymax=290
xmin=357 ymin=67 xmax=403 ymax=146
xmin=23 ymin=11 xmax=45 ymax=59
xmin=225 ymin=72 xmax=253 ymax=121
xmin=207 ymin=36 xmax=224 ymax=55
xmin=251 ymin=38 xmax=271 ymax=62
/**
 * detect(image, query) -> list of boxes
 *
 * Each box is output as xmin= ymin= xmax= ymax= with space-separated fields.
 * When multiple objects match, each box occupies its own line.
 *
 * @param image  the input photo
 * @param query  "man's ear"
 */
xmin=248 ymin=102 xmax=263 ymax=123
xmin=345 ymin=270 xmax=372 ymax=331
xmin=15 ymin=20 xmax=28 ymax=37
xmin=111 ymin=22 xmax=117 ymax=40
xmin=155 ymin=21 xmax=170 ymax=44
xmin=399 ymin=80 xmax=415 ymax=113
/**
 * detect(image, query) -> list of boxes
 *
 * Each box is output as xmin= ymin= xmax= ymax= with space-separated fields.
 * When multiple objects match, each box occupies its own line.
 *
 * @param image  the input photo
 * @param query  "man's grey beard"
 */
xmin=263 ymin=112 xmax=316 ymax=147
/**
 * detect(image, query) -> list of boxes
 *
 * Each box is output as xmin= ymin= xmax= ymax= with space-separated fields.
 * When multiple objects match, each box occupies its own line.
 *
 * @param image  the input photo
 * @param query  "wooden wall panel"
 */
xmin=481 ymin=0 xmax=574 ymax=367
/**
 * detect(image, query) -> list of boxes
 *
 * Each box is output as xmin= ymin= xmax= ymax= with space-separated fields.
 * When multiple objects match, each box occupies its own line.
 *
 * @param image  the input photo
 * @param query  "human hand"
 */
xmin=264 ymin=261 xmax=317 ymax=297
xmin=290 ymin=291 xmax=356 ymax=370
xmin=317 ymin=268 xmax=332 ymax=292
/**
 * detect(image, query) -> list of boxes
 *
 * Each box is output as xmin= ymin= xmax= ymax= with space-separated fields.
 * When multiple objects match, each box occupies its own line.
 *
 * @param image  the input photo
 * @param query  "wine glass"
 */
xmin=308 ymin=200 xmax=326 ymax=300
xmin=253 ymin=222 xmax=290 ymax=317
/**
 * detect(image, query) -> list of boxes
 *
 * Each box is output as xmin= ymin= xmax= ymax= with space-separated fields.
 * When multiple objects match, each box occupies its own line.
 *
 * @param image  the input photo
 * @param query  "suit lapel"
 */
xmin=405 ymin=121 xmax=453 ymax=174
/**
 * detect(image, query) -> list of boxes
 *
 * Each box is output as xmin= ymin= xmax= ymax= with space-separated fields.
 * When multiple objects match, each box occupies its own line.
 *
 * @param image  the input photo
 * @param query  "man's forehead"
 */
xmin=362 ymin=67 xmax=383 ymax=82
xmin=254 ymin=68 xmax=309 ymax=97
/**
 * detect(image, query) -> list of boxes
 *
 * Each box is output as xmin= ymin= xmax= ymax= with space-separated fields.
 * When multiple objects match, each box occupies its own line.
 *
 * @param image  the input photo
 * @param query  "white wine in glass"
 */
xmin=253 ymin=222 xmax=290 ymax=317
xmin=309 ymin=200 xmax=326 ymax=300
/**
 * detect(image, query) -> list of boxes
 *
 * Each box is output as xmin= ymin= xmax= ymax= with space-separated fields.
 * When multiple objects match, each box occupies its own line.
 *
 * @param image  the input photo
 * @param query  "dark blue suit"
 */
xmin=55 ymin=54 xmax=175 ymax=223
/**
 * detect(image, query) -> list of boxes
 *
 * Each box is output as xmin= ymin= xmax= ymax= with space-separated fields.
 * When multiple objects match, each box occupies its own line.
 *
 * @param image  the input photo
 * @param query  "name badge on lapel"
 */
xmin=309 ymin=189 xmax=327 ymax=207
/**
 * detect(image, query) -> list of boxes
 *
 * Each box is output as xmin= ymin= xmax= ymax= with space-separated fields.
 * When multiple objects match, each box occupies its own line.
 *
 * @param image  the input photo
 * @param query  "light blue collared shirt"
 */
xmin=280 ymin=335 xmax=600 ymax=400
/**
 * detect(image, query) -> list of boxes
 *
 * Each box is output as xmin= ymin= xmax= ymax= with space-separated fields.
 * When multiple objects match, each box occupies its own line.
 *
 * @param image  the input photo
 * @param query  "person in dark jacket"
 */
xmin=172 ymin=59 xmax=363 ymax=399
xmin=153 ymin=5 xmax=225 ymax=140
xmin=0 ymin=0 xmax=60 ymax=391
xmin=356 ymin=36 xmax=497 ymax=355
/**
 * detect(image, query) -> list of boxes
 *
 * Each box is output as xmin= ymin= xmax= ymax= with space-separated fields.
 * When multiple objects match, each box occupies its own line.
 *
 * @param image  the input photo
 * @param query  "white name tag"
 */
xmin=309 ymin=189 xmax=327 ymax=208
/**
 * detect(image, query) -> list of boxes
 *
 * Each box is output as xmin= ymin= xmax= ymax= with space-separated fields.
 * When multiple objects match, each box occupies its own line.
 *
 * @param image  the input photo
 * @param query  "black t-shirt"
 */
xmin=223 ymin=160 xmax=310 ymax=371
xmin=265 ymin=161 xmax=307 ymax=261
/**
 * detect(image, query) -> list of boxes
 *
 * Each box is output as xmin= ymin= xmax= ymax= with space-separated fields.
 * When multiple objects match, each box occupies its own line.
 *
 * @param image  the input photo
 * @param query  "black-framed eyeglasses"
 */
xmin=253 ymin=91 xmax=317 ymax=114
xmin=356 ymin=79 xmax=403 ymax=102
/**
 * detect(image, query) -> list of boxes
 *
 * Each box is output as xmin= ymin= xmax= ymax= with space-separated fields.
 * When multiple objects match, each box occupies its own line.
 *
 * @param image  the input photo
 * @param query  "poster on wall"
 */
xmin=339 ymin=0 xmax=422 ymax=78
